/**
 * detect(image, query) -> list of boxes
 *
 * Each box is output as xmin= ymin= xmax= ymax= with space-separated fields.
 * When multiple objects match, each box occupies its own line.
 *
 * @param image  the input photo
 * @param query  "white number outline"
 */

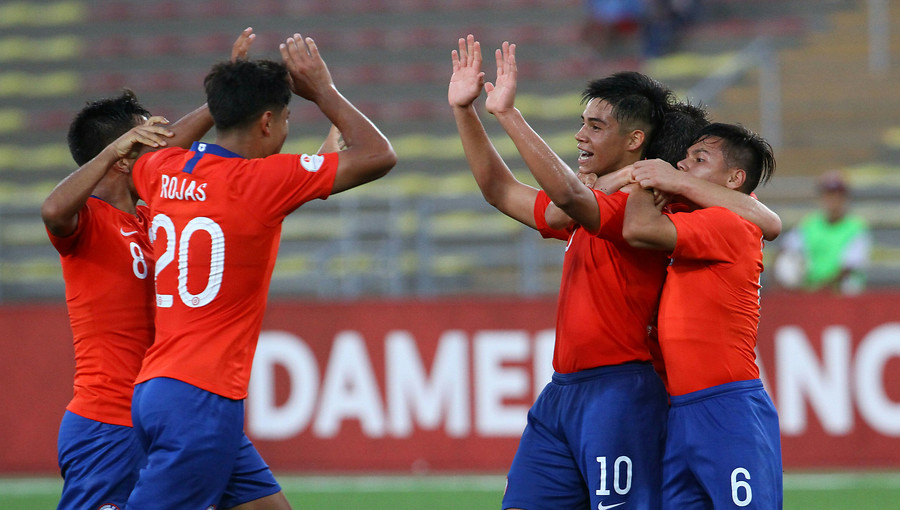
xmin=129 ymin=241 xmax=148 ymax=279
xmin=731 ymin=467 xmax=752 ymax=507
xmin=595 ymin=455 xmax=633 ymax=497
xmin=150 ymin=214 xmax=225 ymax=308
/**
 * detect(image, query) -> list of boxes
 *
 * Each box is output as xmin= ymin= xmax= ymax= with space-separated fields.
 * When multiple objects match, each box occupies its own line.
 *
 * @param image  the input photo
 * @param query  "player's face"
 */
xmin=677 ymin=136 xmax=732 ymax=187
xmin=575 ymin=99 xmax=634 ymax=177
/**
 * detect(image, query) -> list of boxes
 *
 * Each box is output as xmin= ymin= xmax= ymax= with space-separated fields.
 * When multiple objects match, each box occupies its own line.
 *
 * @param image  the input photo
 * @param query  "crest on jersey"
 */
xmin=299 ymin=154 xmax=325 ymax=172
xmin=97 ymin=505 xmax=120 ymax=510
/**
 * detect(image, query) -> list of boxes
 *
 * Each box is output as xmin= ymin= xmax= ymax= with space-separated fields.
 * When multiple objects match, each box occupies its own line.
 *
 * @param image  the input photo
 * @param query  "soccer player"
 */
xmin=125 ymin=34 xmax=396 ymax=509
xmin=449 ymin=35 xmax=781 ymax=509
xmin=623 ymin=123 xmax=783 ymax=509
xmin=41 ymin=29 xmax=266 ymax=510
xmin=43 ymin=106 xmax=175 ymax=510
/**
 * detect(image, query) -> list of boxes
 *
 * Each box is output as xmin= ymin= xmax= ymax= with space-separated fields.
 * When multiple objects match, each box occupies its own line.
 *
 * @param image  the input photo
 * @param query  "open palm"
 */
xmin=484 ymin=41 xmax=517 ymax=116
xmin=449 ymin=34 xmax=485 ymax=108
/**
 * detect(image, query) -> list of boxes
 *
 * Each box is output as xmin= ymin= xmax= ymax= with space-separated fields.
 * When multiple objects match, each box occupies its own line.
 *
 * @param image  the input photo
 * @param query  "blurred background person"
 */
xmin=774 ymin=170 xmax=871 ymax=295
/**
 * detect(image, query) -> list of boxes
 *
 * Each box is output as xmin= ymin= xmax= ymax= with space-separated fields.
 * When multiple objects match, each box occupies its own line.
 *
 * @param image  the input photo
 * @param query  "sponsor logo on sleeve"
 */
xmin=299 ymin=154 xmax=325 ymax=172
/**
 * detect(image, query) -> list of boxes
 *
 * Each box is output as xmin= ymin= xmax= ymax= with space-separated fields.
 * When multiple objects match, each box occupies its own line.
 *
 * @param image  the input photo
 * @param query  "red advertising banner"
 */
xmin=1 ymin=292 xmax=898 ymax=474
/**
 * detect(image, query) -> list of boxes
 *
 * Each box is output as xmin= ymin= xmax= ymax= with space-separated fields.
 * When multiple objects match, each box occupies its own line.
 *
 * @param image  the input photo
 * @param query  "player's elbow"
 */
xmin=40 ymin=198 xmax=65 ymax=228
xmin=364 ymin=142 xmax=398 ymax=181
xmin=761 ymin=215 xmax=783 ymax=241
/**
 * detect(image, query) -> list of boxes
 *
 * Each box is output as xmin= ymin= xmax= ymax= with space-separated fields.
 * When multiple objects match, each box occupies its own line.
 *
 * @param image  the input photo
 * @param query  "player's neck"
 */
xmin=92 ymin=178 xmax=138 ymax=215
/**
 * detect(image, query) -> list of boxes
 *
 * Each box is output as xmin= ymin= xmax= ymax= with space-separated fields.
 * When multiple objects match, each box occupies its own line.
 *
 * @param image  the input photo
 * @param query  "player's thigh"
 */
xmin=503 ymin=415 xmax=590 ymax=510
xmin=681 ymin=384 xmax=783 ymax=509
xmin=503 ymin=382 xmax=590 ymax=510
xmin=128 ymin=378 xmax=245 ymax=508
xmin=578 ymin=366 xmax=668 ymax=510
xmin=57 ymin=411 xmax=144 ymax=510
xmin=220 ymin=433 xmax=285 ymax=509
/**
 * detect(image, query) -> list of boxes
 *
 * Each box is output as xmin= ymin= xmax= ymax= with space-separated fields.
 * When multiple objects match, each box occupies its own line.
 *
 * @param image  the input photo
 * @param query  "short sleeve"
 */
xmin=534 ymin=190 xmax=573 ymax=241
xmin=46 ymin=200 xmax=93 ymax=255
xmin=238 ymin=152 xmax=339 ymax=223
xmin=669 ymin=207 xmax=761 ymax=263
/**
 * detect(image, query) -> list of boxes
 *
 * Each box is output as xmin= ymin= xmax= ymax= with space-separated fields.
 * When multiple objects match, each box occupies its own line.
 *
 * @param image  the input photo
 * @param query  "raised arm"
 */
xmin=449 ymin=35 xmax=539 ymax=229
xmin=280 ymin=34 xmax=396 ymax=194
xmin=42 ymin=120 xmax=173 ymax=236
xmin=317 ymin=125 xmax=346 ymax=153
xmin=485 ymin=42 xmax=601 ymax=232
xmin=135 ymin=28 xmax=257 ymax=158
xmin=632 ymin=159 xmax=782 ymax=240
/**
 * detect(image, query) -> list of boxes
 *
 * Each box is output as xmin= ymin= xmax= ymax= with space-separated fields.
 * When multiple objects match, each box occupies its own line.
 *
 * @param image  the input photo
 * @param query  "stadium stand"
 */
xmin=0 ymin=0 xmax=897 ymax=300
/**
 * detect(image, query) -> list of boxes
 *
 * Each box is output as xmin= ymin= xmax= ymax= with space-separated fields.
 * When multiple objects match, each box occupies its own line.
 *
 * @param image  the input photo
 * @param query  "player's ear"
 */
xmin=259 ymin=111 xmax=274 ymax=136
xmin=112 ymin=158 xmax=131 ymax=174
xmin=728 ymin=168 xmax=747 ymax=190
xmin=626 ymin=129 xmax=645 ymax=152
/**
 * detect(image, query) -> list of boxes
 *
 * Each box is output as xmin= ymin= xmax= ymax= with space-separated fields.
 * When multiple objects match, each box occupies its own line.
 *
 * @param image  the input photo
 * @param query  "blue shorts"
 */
xmin=57 ymin=410 xmax=145 ymax=510
xmin=502 ymin=362 xmax=668 ymax=510
xmin=663 ymin=379 xmax=783 ymax=510
xmin=127 ymin=377 xmax=281 ymax=509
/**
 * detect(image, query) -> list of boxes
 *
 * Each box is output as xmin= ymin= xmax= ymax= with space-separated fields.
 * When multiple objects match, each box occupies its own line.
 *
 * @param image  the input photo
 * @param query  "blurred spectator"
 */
xmin=581 ymin=0 xmax=700 ymax=58
xmin=581 ymin=0 xmax=645 ymax=55
xmin=774 ymin=171 xmax=871 ymax=295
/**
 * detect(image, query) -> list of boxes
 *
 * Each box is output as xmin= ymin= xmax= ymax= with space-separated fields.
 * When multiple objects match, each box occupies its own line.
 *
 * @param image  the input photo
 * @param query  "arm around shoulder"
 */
xmin=622 ymin=184 xmax=677 ymax=251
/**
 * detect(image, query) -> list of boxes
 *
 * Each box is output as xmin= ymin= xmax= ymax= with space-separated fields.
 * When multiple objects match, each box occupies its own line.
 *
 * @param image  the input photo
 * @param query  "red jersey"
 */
xmin=660 ymin=206 xmax=764 ymax=396
xmin=47 ymin=197 xmax=155 ymax=426
xmin=132 ymin=142 xmax=337 ymax=399
xmin=534 ymin=190 xmax=669 ymax=374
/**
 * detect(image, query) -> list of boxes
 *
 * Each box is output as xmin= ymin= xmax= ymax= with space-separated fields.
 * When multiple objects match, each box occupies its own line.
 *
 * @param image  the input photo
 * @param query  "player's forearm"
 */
xmin=623 ymin=186 xmax=675 ymax=250
xmin=41 ymin=145 xmax=120 ymax=235
xmin=169 ymin=104 xmax=214 ymax=149
xmin=317 ymin=125 xmax=344 ymax=153
xmin=679 ymin=177 xmax=782 ymax=240
xmin=453 ymin=105 xmax=539 ymax=228
xmin=494 ymin=108 xmax=598 ymax=229
xmin=317 ymin=87 xmax=390 ymax=155
xmin=454 ymin=105 xmax=515 ymax=205
xmin=494 ymin=109 xmax=576 ymax=200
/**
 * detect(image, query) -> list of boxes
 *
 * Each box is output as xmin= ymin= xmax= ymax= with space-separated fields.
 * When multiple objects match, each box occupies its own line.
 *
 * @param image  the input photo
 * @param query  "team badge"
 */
xmin=299 ymin=154 xmax=325 ymax=172
xmin=97 ymin=505 xmax=120 ymax=510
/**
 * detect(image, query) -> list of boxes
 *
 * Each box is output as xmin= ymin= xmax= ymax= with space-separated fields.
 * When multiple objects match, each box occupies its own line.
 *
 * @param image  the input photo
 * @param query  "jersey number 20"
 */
xmin=150 ymin=214 xmax=224 ymax=308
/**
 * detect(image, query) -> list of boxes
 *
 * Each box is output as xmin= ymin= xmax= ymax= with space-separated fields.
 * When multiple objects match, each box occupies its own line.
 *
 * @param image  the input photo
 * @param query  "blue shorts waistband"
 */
xmin=551 ymin=362 xmax=655 ymax=385
xmin=670 ymin=378 xmax=765 ymax=406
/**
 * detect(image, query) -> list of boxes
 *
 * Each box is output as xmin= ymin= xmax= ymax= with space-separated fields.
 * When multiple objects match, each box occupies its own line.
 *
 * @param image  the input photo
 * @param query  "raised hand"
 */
xmin=449 ymin=34 xmax=485 ymax=108
xmin=279 ymin=34 xmax=335 ymax=103
xmin=231 ymin=27 xmax=255 ymax=61
xmin=484 ymin=41 xmax=517 ymax=116
xmin=117 ymin=116 xmax=173 ymax=160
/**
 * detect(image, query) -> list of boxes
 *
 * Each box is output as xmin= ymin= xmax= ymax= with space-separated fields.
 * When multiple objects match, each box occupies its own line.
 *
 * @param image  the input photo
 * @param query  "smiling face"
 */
xmin=677 ymin=135 xmax=743 ymax=190
xmin=575 ymin=99 xmax=642 ymax=177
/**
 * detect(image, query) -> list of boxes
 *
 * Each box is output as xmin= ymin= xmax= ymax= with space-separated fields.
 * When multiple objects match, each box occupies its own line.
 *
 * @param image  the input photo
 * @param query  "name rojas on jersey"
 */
xmin=159 ymin=174 xmax=208 ymax=202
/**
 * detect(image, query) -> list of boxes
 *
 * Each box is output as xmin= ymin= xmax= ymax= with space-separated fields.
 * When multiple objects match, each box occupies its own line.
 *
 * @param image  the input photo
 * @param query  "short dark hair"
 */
xmin=581 ymin=71 xmax=672 ymax=154
xmin=694 ymin=122 xmax=775 ymax=193
xmin=645 ymin=101 xmax=710 ymax=165
xmin=204 ymin=59 xmax=292 ymax=131
xmin=66 ymin=89 xmax=150 ymax=165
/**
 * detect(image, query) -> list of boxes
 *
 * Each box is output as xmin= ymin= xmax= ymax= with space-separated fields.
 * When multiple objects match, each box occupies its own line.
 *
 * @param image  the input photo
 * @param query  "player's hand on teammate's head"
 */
xmin=484 ymin=41 xmax=517 ymax=116
xmin=279 ymin=33 xmax=335 ymax=103
xmin=115 ymin=116 xmax=173 ymax=160
xmin=231 ymin=27 xmax=255 ymax=62
xmin=449 ymin=34 xmax=486 ymax=108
